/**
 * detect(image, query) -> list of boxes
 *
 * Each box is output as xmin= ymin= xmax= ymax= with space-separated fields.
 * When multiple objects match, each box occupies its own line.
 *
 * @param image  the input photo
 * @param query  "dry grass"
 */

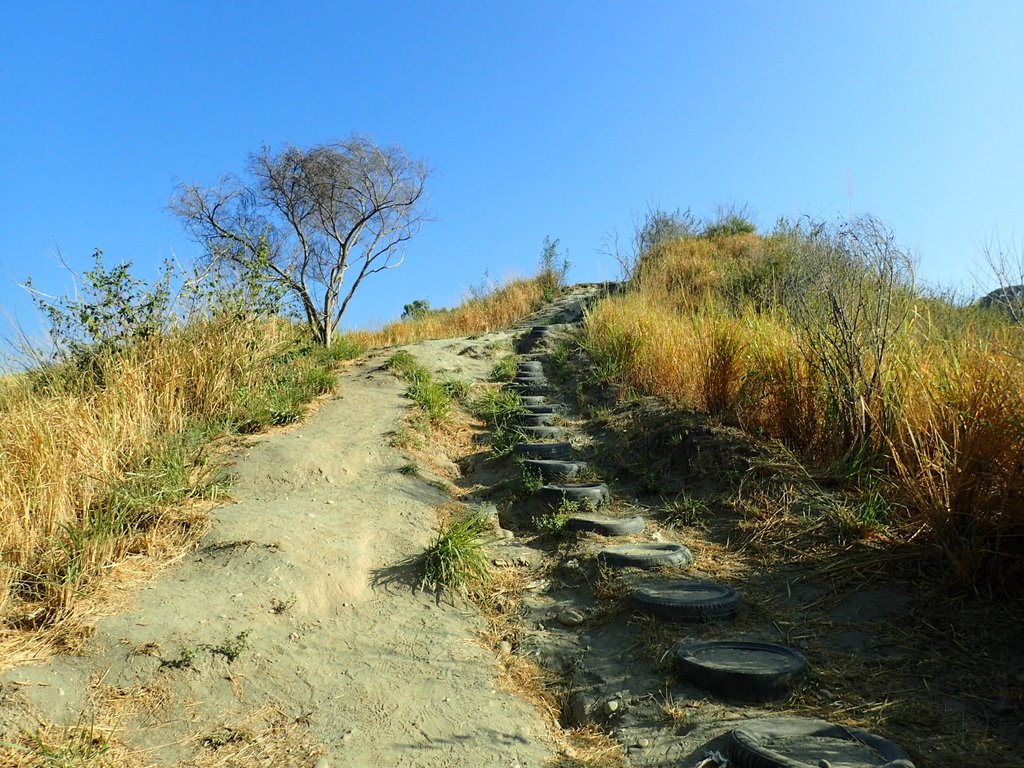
xmin=346 ymin=275 xmax=548 ymax=349
xmin=0 ymin=317 xmax=345 ymax=671
xmin=582 ymin=233 xmax=1024 ymax=585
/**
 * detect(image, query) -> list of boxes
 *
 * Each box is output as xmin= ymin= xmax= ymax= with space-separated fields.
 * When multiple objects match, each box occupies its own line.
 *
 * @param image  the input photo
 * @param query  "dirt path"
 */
xmin=0 ymin=330 xmax=559 ymax=766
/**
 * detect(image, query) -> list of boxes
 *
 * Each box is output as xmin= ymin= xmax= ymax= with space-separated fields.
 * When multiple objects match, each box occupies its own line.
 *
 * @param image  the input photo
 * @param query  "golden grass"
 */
xmin=345 ymin=276 xmax=548 ymax=348
xmin=582 ymin=234 xmax=1024 ymax=583
xmin=0 ymin=317 xmax=317 ymax=669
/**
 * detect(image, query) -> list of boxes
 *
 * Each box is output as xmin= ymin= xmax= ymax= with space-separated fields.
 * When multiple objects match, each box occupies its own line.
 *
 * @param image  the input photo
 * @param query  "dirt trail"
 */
xmin=0 ymin=317 xmax=576 ymax=766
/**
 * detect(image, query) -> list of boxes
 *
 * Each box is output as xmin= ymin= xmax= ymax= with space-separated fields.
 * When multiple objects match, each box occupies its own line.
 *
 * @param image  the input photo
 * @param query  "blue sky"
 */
xmin=2 ymin=1 xmax=1023 ymax=347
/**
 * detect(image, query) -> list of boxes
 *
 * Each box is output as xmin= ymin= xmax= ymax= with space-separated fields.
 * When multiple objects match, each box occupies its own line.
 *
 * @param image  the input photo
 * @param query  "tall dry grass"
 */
xmin=345 ymin=276 xmax=548 ymax=348
xmin=582 ymin=232 xmax=1024 ymax=584
xmin=0 ymin=316 xmax=315 ymax=666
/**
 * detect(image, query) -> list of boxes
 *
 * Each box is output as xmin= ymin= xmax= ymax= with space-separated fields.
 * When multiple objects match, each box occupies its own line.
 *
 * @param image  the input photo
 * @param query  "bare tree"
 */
xmin=171 ymin=136 xmax=429 ymax=345
xmin=780 ymin=215 xmax=916 ymax=462
xmin=980 ymin=234 xmax=1024 ymax=323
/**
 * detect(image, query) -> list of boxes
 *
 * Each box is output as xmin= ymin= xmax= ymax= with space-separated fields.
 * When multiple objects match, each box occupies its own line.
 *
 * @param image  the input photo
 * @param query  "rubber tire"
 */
xmin=566 ymin=513 xmax=645 ymax=536
xmin=538 ymin=482 xmax=610 ymax=507
xmin=524 ymin=404 xmax=560 ymax=415
xmin=509 ymin=382 xmax=549 ymax=396
xmin=521 ymin=459 xmax=588 ymax=481
xmin=518 ymin=361 xmax=544 ymax=373
xmin=726 ymin=717 xmax=915 ymax=768
xmin=521 ymin=425 xmax=566 ymax=440
xmin=519 ymin=395 xmax=548 ymax=406
xmin=675 ymin=641 xmax=808 ymax=703
xmin=512 ymin=378 xmax=552 ymax=391
xmin=629 ymin=580 xmax=739 ymax=621
xmin=520 ymin=413 xmax=558 ymax=427
xmin=598 ymin=543 xmax=693 ymax=569
xmin=513 ymin=442 xmax=573 ymax=460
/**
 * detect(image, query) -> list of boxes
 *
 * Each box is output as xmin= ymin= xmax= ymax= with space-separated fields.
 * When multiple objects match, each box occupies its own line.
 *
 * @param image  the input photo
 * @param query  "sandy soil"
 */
xmin=0 ymin=329 xmax=558 ymax=766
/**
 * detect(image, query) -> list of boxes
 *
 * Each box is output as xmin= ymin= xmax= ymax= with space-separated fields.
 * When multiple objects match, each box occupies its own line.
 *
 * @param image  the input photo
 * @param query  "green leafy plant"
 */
xmin=520 ymin=464 xmax=545 ymax=494
xmin=533 ymin=498 xmax=582 ymax=535
xmin=28 ymin=250 xmax=173 ymax=363
xmin=207 ymin=629 xmax=251 ymax=662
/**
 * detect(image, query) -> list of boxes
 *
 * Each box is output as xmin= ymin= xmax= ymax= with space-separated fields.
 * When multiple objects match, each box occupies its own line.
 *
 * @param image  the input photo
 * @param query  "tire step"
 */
xmin=629 ymin=580 xmax=739 ymax=621
xmin=598 ymin=543 xmax=693 ymax=569
xmin=674 ymin=640 xmax=808 ymax=703
xmin=565 ymin=513 xmax=644 ymax=536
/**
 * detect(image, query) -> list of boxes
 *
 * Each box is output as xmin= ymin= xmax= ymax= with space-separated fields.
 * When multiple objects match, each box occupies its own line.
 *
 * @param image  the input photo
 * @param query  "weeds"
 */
xmin=472 ymin=388 xmax=529 ymax=457
xmin=520 ymin=464 xmax=545 ymax=495
xmin=490 ymin=355 xmax=518 ymax=382
xmin=420 ymin=508 xmax=493 ymax=600
xmin=386 ymin=351 xmax=468 ymax=425
xmin=533 ymin=499 xmax=582 ymax=536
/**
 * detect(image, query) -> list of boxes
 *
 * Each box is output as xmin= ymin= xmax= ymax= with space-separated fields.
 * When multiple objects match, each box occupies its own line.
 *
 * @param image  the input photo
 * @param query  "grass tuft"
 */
xmin=419 ymin=509 xmax=493 ymax=599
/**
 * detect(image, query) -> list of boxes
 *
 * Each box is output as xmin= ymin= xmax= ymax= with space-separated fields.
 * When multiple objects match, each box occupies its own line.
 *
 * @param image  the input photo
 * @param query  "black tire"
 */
xmin=675 ymin=641 xmax=808 ymax=703
xmin=566 ymin=513 xmax=645 ymax=536
xmin=521 ymin=459 xmax=588 ymax=481
xmin=629 ymin=580 xmax=739 ymax=621
xmin=726 ymin=717 xmax=915 ymax=768
xmin=524 ymin=404 xmax=560 ymax=415
xmin=520 ymin=413 xmax=558 ymax=427
xmin=598 ymin=543 xmax=692 ymax=569
xmin=509 ymin=382 xmax=549 ymax=396
xmin=512 ymin=378 xmax=552 ymax=391
xmin=518 ymin=361 xmax=544 ymax=373
xmin=538 ymin=482 xmax=610 ymax=507
xmin=513 ymin=442 xmax=573 ymax=460
xmin=521 ymin=425 xmax=566 ymax=440
xmin=520 ymin=395 xmax=548 ymax=406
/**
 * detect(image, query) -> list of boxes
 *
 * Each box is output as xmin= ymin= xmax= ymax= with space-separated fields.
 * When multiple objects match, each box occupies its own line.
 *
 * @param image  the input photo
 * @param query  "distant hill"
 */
xmin=978 ymin=284 xmax=1024 ymax=319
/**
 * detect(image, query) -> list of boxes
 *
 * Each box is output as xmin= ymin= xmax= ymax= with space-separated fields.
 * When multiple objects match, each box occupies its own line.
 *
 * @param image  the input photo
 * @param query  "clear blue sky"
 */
xmin=2 ymin=1 xmax=1022 ymax=346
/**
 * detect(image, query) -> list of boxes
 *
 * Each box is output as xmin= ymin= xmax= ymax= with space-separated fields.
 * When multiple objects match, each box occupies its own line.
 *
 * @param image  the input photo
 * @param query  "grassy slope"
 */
xmin=0 ymin=273 xmax=553 ymax=668
xmin=581 ymin=232 xmax=1024 ymax=587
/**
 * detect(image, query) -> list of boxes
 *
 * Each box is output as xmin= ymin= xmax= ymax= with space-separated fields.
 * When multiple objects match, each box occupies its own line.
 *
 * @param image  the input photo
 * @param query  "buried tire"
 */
xmin=538 ymin=482 xmax=610 ymax=508
xmin=513 ymin=442 xmax=574 ymax=460
xmin=521 ymin=425 xmax=566 ymax=440
xmin=521 ymin=459 xmax=588 ymax=481
xmin=675 ymin=641 xmax=808 ymax=703
xmin=726 ymin=717 xmax=915 ymax=768
xmin=629 ymin=580 xmax=739 ymax=621
xmin=598 ymin=542 xmax=692 ymax=569
xmin=565 ymin=513 xmax=645 ymax=536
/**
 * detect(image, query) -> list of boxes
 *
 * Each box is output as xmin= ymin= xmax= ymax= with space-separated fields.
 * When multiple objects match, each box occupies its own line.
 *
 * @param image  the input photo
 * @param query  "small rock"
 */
xmin=325 ymin=500 xmax=335 ymax=505
xmin=818 ymin=761 xmax=831 ymax=768
xmin=603 ymin=699 xmax=620 ymax=715
xmin=558 ymin=609 xmax=585 ymax=627
xmin=492 ymin=558 xmax=510 ymax=567
xmin=637 ymin=737 xmax=650 ymax=748
xmin=498 ymin=641 xmax=513 ymax=653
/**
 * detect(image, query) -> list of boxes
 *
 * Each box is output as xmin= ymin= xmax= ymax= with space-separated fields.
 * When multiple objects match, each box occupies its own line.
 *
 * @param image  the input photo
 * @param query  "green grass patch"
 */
xmin=420 ymin=508 xmax=493 ymax=599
